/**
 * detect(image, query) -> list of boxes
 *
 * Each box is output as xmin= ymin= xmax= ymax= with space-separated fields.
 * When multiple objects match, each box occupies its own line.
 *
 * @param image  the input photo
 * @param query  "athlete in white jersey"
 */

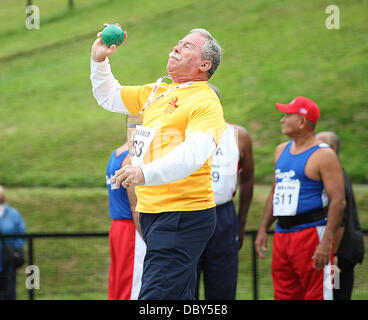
xmin=196 ymin=85 xmax=254 ymax=300
xmin=212 ymin=123 xmax=240 ymax=205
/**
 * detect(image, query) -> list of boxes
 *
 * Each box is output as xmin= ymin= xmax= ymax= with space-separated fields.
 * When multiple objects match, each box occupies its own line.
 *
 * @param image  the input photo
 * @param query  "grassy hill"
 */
xmin=0 ymin=0 xmax=367 ymax=187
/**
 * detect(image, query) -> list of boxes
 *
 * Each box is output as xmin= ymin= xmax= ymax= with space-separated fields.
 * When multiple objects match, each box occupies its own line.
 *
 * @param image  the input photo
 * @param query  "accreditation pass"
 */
xmin=131 ymin=125 xmax=155 ymax=166
xmin=273 ymin=180 xmax=300 ymax=216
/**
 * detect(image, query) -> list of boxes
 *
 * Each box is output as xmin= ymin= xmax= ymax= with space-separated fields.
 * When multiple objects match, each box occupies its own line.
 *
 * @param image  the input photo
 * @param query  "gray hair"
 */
xmin=317 ymin=131 xmax=341 ymax=155
xmin=189 ymin=28 xmax=223 ymax=78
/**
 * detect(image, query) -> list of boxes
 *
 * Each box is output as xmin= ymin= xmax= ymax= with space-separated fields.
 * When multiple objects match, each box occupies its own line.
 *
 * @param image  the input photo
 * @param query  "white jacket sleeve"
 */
xmin=140 ymin=132 xmax=216 ymax=186
xmin=90 ymin=57 xmax=129 ymax=114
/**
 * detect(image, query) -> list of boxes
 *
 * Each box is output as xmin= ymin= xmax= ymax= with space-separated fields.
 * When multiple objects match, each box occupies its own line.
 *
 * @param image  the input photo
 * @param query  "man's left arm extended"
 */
xmin=312 ymin=149 xmax=346 ymax=270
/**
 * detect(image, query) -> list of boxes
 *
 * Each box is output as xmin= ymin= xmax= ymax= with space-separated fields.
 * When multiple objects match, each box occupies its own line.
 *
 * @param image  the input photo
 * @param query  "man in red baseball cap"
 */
xmin=275 ymin=96 xmax=320 ymax=124
xmin=255 ymin=96 xmax=346 ymax=300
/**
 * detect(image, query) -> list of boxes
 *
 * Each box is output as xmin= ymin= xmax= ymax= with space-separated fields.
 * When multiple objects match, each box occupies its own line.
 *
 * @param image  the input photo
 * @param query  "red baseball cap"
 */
xmin=275 ymin=96 xmax=320 ymax=123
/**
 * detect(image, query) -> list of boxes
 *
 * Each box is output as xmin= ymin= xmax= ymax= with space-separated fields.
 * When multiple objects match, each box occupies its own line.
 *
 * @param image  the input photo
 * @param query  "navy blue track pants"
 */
xmin=138 ymin=207 xmax=216 ymax=300
xmin=196 ymin=200 xmax=239 ymax=300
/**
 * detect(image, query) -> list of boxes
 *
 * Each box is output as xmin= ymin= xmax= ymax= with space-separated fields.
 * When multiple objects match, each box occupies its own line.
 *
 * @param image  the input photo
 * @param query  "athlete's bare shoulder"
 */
xmin=233 ymin=124 xmax=252 ymax=152
xmin=274 ymin=141 xmax=289 ymax=163
xmin=233 ymin=124 xmax=248 ymax=136
xmin=306 ymin=143 xmax=340 ymax=180
xmin=310 ymin=143 xmax=338 ymax=164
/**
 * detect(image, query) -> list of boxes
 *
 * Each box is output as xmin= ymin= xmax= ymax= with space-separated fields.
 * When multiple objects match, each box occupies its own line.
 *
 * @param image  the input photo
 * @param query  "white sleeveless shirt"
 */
xmin=212 ymin=123 xmax=240 ymax=205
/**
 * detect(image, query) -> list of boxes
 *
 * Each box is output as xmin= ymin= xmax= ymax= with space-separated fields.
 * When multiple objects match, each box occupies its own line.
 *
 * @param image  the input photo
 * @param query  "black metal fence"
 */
xmin=1 ymin=230 xmax=367 ymax=300
xmin=1 ymin=232 xmax=109 ymax=300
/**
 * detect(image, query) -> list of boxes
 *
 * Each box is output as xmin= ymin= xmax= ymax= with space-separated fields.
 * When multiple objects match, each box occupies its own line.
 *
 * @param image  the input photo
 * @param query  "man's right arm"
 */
xmin=254 ymin=183 xmax=277 ymax=258
xmin=90 ymin=58 xmax=129 ymax=114
xmin=254 ymin=142 xmax=288 ymax=258
xmin=90 ymin=25 xmax=130 ymax=114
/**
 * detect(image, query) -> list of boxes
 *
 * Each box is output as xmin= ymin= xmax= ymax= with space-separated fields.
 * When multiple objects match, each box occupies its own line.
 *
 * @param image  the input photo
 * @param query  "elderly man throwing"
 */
xmin=90 ymin=26 xmax=226 ymax=300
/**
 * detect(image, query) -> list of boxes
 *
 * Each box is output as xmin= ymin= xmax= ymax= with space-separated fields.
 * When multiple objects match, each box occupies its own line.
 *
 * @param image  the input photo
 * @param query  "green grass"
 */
xmin=0 ymin=0 xmax=367 ymax=187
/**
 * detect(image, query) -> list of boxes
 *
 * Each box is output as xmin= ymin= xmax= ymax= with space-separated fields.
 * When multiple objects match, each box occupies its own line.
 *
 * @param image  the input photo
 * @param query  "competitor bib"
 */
xmin=131 ymin=125 xmax=156 ymax=166
xmin=273 ymin=180 xmax=300 ymax=216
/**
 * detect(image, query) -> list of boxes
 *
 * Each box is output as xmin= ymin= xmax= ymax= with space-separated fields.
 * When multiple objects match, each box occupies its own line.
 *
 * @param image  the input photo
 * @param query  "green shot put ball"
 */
xmin=101 ymin=25 xmax=125 ymax=47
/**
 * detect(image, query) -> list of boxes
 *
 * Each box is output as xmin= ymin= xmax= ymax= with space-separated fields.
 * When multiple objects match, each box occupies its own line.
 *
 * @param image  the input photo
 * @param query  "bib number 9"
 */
xmin=212 ymin=170 xmax=220 ymax=183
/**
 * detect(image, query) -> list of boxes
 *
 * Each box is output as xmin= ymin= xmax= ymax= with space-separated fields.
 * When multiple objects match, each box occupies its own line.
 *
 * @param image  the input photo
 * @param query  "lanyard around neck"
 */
xmin=138 ymin=75 xmax=196 ymax=116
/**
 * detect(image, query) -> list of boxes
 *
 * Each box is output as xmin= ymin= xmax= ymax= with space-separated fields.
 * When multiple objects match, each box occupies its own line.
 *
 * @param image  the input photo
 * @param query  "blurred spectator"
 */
xmin=316 ymin=131 xmax=365 ymax=300
xmin=0 ymin=185 xmax=26 ymax=300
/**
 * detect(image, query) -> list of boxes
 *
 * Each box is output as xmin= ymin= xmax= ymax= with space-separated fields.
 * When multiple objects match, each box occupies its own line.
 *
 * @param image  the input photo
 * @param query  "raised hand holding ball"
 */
xmin=91 ymin=23 xmax=127 ymax=62
xmin=101 ymin=24 xmax=126 ymax=47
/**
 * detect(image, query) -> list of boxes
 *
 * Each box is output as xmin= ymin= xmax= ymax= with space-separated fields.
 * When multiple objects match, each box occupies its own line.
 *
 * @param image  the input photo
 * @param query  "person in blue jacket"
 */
xmin=0 ymin=185 xmax=26 ymax=300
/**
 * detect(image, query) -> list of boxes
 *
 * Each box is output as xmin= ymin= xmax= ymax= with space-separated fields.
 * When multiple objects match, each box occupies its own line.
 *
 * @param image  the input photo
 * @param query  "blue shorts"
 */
xmin=138 ymin=207 xmax=216 ymax=300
